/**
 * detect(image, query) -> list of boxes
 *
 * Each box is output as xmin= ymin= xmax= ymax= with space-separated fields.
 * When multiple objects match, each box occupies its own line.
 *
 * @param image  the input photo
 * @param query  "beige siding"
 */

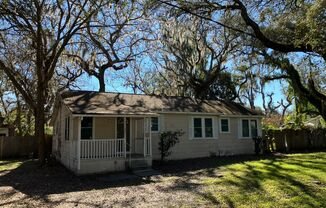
xmin=53 ymin=103 xmax=261 ymax=174
xmin=93 ymin=117 xmax=116 ymax=139
xmin=152 ymin=114 xmax=259 ymax=160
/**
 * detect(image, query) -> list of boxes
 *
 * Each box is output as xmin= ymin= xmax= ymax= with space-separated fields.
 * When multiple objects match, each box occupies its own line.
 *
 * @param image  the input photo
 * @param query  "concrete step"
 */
xmin=132 ymin=168 xmax=161 ymax=177
xmin=129 ymin=159 xmax=149 ymax=169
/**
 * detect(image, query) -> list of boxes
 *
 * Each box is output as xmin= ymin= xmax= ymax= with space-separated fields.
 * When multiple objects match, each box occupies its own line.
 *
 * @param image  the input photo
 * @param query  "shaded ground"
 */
xmin=0 ymin=152 xmax=325 ymax=207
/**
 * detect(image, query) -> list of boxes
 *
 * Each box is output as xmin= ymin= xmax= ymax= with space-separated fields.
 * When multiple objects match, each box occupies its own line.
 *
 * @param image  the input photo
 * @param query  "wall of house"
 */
xmin=93 ymin=117 xmax=116 ymax=139
xmin=151 ymin=114 xmax=261 ymax=160
xmin=52 ymin=103 xmax=77 ymax=172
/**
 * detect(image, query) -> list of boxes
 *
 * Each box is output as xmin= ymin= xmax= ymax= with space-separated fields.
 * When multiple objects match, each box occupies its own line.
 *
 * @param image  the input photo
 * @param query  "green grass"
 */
xmin=0 ymin=160 xmax=23 ymax=171
xmin=201 ymin=152 xmax=326 ymax=208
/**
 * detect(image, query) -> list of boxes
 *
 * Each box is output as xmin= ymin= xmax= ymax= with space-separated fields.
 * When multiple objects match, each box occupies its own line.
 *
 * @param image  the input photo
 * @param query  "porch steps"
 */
xmin=132 ymin=168 xmax=161 ymax=177
xmin=129 ymin=159 xmax=149 ymax=169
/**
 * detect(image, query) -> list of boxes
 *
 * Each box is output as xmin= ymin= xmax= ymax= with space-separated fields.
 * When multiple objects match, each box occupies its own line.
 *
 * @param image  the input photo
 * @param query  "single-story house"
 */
xmin=52 ymin=90 xmax=263 ymax=175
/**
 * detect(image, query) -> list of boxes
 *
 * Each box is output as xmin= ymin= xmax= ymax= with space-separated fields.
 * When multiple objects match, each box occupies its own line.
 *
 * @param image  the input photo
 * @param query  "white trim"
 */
xmin=219 ymin=117 xmax=230 ymax=133
xmin=124 ymin=117 xmax=126 ymax=158
xmin=159 ymin=111 xmax=263 ymax=118
xmin=77 ymin=117 xmax=81 ymax=170
xmin=129 ymin=117 xmax=132 ymax=153
xmin=72 ymin=114 xmax=156 ymax=118
xmin=71 ymin=113 xmax=263 ymax=119
xmin=189 ymin=116 xmax=217 ymax=140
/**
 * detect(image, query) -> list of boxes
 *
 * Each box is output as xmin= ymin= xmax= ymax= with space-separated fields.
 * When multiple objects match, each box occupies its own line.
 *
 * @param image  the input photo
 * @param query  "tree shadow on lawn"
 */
xmin=0 ymin=159 xmax=155 ymax=206
xmin=155 ymin=153 xmax=326 ymax=207
xmin=0 ymin=153 xmax=325 ymax=207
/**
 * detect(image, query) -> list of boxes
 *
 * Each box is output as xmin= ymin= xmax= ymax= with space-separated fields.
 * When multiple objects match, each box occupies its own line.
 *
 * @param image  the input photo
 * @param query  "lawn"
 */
xmin=0 ymin=160 xmax=22 ymax=172
xmin=201 ymin=152 xmax=326 ymax=208
xmin=0 ymin=152 xmax=325 ymax=207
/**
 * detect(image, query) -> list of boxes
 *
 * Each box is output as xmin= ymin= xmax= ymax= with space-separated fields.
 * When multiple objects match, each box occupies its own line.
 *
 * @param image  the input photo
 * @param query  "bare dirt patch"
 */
xmin=0 ymin=159 xmax=222 ymax=207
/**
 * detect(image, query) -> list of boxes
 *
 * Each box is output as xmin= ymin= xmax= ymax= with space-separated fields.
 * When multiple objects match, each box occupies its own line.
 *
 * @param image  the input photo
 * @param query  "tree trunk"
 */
xmin=35 ymin=82 xmax=46 ymax=165
xmin=98 ymin=70 xmax=106 ymax=92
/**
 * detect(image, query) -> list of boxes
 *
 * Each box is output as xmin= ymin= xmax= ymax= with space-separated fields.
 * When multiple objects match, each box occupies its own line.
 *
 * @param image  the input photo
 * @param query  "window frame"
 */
xmin=81 ymin=117 xmax=93 ymax=140
xmin=251 ymin=119 xmax=258 ymax=138
xmin=239 ymin=118 xmax=259 ymax=139
xmin=190 ymin=117 xmax=216 ymax=139
xmin=64 ymin=116 xmax=70 ymax=141
xmin=151 ymin=117 xmax=160 ymax=133
xmin=219 ymin=118 xmax=230 ymax=133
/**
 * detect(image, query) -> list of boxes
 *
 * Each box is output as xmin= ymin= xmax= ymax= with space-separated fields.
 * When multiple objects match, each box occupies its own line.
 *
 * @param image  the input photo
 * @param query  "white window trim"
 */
xmin=190 ymin=117 xmax=217 ymax=140
xmin=80 ymin=116 xmax=94 ymax=140
xmin=151 ymin=116 xmax=160 ymax=133
xmin=219 ymin=117 xmax=230 ymax=133
xmin=239 ymin=118 xmax=259 ymax=139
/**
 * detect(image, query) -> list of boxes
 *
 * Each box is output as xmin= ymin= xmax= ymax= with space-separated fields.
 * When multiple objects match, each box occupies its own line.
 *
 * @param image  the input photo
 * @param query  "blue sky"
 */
xmin=78 ymin=70 xmax=287 ymax=111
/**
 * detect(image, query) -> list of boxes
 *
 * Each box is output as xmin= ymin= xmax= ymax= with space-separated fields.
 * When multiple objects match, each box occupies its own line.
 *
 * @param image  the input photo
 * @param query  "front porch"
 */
xmin=74 ymin=116 xmax=153 ymax=174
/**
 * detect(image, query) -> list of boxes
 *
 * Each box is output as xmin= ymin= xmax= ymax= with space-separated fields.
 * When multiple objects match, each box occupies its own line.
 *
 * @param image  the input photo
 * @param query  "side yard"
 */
xmin=0 ymin=152 xmax=325 ymax=207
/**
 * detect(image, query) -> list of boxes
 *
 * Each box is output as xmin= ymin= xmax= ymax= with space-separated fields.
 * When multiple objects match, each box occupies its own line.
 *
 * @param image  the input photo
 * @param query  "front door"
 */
xmin=116 ymin=117 xmax=131 ymax=153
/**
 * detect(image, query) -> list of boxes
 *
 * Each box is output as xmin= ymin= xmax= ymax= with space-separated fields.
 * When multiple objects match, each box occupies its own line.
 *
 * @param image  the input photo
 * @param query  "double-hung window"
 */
xmin=251 ymin=120 xmax=258 ymax=137
xmin=240 ymin=119 xmax=258 ymax=138
xmin=64 ymin=117 xmax=70 ymax=140
xmin=151 ymin=117 xmax=159 ymax=132
xmin=81 ymin=117 xmax=93 ymax=140
xmin=220 ymin=118 xmax=230 ymax=133
xmin=192 ymin=117 xmax=214 ymax=139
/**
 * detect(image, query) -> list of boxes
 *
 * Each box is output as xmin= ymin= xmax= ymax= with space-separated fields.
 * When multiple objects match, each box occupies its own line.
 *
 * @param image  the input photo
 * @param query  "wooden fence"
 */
xmin=263 ymin=129 xmax=326 ymax=152
xmin=0 ymin=135 xmax=52 ymax=159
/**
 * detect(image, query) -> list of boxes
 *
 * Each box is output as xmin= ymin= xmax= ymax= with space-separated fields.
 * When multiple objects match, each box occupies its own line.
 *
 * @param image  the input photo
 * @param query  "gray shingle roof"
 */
xmin=61 ymin=90 xmax=262 ymax=116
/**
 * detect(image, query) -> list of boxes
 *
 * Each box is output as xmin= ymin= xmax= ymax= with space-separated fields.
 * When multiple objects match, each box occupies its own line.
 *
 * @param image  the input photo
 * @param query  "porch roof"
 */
xmin=60 ymin=91 xmax=262 ymax=116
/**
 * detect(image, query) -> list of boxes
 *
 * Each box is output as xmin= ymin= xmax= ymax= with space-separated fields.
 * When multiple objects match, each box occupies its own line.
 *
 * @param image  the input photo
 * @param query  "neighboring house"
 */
xmin=0 ymin=125 xmax=10 ymax=137
xmin=0 ymin=117 xmax=14 ymax=137
xmin=51 ymin=90 xmax=263 ymax=175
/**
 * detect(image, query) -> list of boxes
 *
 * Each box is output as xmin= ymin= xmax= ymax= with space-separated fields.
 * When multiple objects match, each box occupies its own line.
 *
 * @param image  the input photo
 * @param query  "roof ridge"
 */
xmin=63 ymin=90 xmax=195 ymax=99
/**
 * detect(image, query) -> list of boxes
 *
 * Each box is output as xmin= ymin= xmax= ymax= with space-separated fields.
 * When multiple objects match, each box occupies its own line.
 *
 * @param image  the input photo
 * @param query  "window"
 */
xmin=117 ymin=117 xmax=124 ymax=139
xmin=193 ymin=118 xmax=202 ymax=138
xmin=64 ymin=117 xmax=70 ymax=140
xmin=240 ymin=119 xmax=259 ymax=138
xmin=251 ymin=120 xmax=258 ymax=138
xmin=220 ymin=118 xmax=230 ymax=133
xmin=151 ymin=117 xmax=159 ymax=132
xmin=242 ymin=119 xmax=250 ymax=137
xmin=205 ymin=118 xmax=213 ymax=137
xmin=81 ymin=117 xmax=93 ymax=140
xmin=192 ymin=117 xmax=214 ymax=139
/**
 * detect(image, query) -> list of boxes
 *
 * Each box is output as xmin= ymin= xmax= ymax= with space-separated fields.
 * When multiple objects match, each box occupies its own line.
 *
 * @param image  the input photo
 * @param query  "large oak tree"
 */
xmin=159 ymin=0 xmax=326 ymax=119
xmin=0 ymin=0 xmax=96 ymax=164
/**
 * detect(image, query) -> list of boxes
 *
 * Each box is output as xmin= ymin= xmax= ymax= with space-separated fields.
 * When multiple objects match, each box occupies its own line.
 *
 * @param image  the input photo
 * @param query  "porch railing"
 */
xmin=80 ymin=139 xmax=125 ymax=159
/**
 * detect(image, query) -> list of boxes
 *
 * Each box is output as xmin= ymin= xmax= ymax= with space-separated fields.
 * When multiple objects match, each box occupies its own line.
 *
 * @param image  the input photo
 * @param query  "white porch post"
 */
xmin=77 ymin=117 xmax=81 ymax=170
xmin=124 ymin=117 xmax=127 ymax=158
xmin=143 ymin=117 xmax=151 ymax=157
xmin=143 ymin=117 xmax=146 ymax=157
xmin=149 ymin=117 xmax=152 ymax=156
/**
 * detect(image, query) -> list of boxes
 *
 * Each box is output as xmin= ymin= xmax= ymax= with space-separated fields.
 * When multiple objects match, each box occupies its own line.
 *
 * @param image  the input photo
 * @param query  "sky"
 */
xmin=77 ymin=69 xmax=287 ymax=111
